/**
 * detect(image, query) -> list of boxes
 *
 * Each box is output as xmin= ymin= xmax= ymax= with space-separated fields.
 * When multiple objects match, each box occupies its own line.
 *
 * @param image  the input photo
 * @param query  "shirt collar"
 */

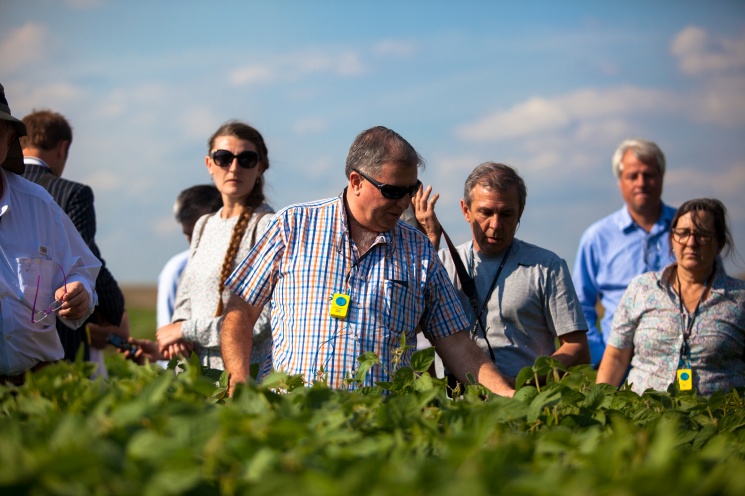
xmin=23 ymin=156 xmax=51 ymax=170
xmin=616 ymin=201 xmax=673 ymax=232
xmin=335 ymin=188 xmax=394 ymax=256
xmin=0 ymin=167 xmax=9 ymax=219
xmin=659 ymin=259 xmax=727 ymax=295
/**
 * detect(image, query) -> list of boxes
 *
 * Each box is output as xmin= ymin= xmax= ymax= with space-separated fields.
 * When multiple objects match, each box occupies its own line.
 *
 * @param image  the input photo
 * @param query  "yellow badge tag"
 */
xmin=677 ymin=369 xmax=693 ymax=391
xmin=329 ymin=293 xmax=350 ymax=319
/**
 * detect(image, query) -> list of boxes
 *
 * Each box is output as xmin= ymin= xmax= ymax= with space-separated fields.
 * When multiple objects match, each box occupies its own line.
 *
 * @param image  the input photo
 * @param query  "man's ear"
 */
xmin=460 ymin=199 xmax=470 ymax=222
xmin=349 ymin=170 xmax=363 ymax=195
xmin=57 ymin=140 xmax=71 ymax=160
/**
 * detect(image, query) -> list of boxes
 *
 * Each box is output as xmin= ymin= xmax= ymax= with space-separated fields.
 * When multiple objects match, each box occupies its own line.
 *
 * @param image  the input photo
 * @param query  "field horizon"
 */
xmin=122 ymin=285 xmax=157 ymax=310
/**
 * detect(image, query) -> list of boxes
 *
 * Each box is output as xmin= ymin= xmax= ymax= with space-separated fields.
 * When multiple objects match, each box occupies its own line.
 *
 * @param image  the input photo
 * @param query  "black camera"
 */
xmin=107 ymin=333 xmax=139 ymax=354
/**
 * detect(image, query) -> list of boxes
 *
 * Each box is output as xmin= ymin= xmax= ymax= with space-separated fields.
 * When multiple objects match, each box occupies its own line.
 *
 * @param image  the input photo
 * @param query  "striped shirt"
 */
xmin=226 ymin=192 xmax=469 ymax=389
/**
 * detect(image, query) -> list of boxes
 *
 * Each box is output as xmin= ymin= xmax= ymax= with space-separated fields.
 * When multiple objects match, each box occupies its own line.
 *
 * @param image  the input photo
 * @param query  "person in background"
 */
xmin=573 ymin=138 xmax=676 ymax=366
xmin=157 ymin=185 xmax=222 ymax=328
xmin=20 ymin=109 xmax=127 ymax=379
xmin=0 ymin=83 xmax=100 ymax=385
xmin=597 ymin=199 xmax=744 ymax=396
xmin=153 ymin=121 xmax=274 ymax=371
xmin=413 ymin=162 xmax=590 ymax=383
xmin=220 ymin=126 xmax=515 ymax=396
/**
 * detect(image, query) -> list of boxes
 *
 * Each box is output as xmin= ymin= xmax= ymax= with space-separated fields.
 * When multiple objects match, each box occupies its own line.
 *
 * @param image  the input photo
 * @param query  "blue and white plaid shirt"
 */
xmin=226 ymin=192 xmax=469 ymax=389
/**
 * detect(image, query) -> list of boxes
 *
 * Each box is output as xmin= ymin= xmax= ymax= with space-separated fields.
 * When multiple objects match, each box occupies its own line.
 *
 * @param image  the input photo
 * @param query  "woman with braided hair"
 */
xmin=154 ymin=120 xmax=274 ymax=371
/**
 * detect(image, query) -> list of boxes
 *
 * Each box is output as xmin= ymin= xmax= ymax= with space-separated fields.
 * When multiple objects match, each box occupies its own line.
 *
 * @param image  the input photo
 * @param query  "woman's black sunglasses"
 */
xmin=353 ymin=168 xmax=421 ymax=200
xmin=210 ymin=149 xmax=260 ymax=169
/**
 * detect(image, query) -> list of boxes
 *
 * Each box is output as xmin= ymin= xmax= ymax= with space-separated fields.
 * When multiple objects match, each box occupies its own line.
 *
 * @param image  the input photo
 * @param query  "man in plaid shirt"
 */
xmin=222 ymin=126 xmax=513 ymax=396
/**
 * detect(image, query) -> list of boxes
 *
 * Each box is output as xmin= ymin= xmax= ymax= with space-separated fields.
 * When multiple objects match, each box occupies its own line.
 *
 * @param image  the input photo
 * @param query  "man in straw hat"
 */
xmin=0 ymin=83 xmax=100 ymax=386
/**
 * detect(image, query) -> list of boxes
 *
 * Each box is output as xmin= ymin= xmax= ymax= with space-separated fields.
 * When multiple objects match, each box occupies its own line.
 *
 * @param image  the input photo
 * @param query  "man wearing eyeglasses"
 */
xmin=20 ymin=109 xmax=128 ymax=378
xmin=572 ymin=138 xmax=676 ymax=366
xmin=0 ymin=83 xmax=100 ymax=385
xmin=220 ymin=126 xmax=514 ymax=396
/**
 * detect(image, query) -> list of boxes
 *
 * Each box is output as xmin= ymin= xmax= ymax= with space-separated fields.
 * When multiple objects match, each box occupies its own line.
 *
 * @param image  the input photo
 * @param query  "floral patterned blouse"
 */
xmin=608 ymin=261 xmax=745 ymax=396
xmin=172 ymin=204 xmax=274 ymax=371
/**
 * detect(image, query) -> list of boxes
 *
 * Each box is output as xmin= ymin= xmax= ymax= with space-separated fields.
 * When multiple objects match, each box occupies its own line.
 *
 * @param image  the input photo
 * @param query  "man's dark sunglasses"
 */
xmin=353 ymin=168 xmax=421 ymax=200
xmin=210 ymin=149 xmax=260 ymax=169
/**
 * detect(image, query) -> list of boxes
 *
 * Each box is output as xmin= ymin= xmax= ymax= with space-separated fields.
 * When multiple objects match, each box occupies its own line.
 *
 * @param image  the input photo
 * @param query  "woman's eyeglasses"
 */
xmin=353 ymin=168 xmax=421 ymax=200
xmin=31 ymin=263 xmax=67 ymax=324
xmin=671 ymin=228 xmax=714 ymax=246
xmin=210 ymin=149 xmax=260 ymax=169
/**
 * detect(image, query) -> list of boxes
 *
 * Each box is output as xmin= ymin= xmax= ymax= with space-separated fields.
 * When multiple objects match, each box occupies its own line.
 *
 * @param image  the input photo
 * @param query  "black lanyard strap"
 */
xmin=469 ymin=243 xmax=512 ymax=324
xmin=442 ymin=229 xmax=511 ymax=364
xmin=676 ymin=265 xmax=714 ymax=365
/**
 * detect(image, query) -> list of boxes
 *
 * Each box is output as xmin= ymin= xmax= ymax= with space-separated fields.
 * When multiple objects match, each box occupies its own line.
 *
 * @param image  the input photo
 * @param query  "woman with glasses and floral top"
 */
xmin=148 ymin=121 xmax=274 ymax=372
xmin=597 ymin=198 xmax=745 ymax=396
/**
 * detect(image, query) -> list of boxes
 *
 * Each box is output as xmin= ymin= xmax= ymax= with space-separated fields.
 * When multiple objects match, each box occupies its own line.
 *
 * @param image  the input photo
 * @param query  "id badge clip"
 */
xmin=329 ymin=293 xmax=350 ymax=319
xmin=677 ymin=369 xmax=693 ymax=391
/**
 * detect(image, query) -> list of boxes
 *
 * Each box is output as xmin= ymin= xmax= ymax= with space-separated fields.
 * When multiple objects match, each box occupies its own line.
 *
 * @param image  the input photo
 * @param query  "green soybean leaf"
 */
xmin=527 ymin=389 xmax=562 ymax=422
xmin=515 ymin=366 xmax=534 ymax=390
xmin=410 ymin=347 xmax=435 ymax=373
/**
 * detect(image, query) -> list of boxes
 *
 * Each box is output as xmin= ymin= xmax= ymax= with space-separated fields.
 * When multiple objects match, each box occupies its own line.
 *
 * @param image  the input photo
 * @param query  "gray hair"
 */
xmin=463 ymin=162 xmax=527 ymax=214
xmin=345 ymin=126 xmax=424 ymax=178
xmin=612 ymin=138 xmax=666 ymax=179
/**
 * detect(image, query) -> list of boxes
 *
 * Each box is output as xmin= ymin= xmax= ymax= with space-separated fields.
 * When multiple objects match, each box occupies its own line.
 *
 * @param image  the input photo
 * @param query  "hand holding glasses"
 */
xmin=31 ymin=263 xmax=67 ymax=324
xmin=210 ymin=149 xmax=260 ymax=169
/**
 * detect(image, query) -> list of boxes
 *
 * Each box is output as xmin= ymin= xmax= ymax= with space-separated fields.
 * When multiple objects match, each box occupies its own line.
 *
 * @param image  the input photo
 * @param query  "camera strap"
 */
xmin=442 ymin=230 xmax=511 ymax=364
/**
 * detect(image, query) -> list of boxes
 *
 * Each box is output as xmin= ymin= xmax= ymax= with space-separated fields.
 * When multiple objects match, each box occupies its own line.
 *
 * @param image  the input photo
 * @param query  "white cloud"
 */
xmin=85 ymin=170 xmax=120 ymax=192
xmin=0 ymin=23 xmax=50 ymax=73
xmin=92 ymin=83 xmax=174 ymax=119
xmin=573 ymin=118 xmax=630 ymax=143
xmin=693 ymin=75 xmax=745 ymax=126
xmin=179 ymin=106 xmax=224 ymax=141
xmin=456 ymin=86 xmax=675 ymax=142
xmin=456 ymin=29 xmax=745 ymax=146
xmin=14 ymin=83 xmax=84 ymax=112
xmin=373 ymin=40 xmax=419 ymax=57
xmin=229 ymin=65 xmax=274 ymax=85
xmin=671 ymin=26 xmax=745 ymax=75
xmin=229 ymin=49 xmax=367 ymax=86
xmin=666 ymin=162 xmax=745 ymax=200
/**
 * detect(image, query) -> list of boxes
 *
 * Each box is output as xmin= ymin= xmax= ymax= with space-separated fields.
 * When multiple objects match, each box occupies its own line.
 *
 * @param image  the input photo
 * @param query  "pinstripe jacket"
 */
xmin=22 ymin=158 xmax=125 ymax=359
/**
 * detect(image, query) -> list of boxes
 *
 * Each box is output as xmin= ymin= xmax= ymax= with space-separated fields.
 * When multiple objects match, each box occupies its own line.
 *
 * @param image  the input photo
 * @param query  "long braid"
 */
xmin=215 ymin=207 xmax=253 ymax=316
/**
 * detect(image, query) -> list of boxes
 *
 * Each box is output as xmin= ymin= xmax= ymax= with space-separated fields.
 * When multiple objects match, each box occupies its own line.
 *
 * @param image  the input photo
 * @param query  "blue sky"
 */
xmin=2 ymin=0 xmax=744 ymax=283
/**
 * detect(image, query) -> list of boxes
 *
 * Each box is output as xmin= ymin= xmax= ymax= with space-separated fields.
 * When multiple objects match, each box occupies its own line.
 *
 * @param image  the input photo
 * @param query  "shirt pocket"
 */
xmin=382 ymin=279 xmax=422 ymax=338
xmin=16 ymin=257 xmax=56 ymax=304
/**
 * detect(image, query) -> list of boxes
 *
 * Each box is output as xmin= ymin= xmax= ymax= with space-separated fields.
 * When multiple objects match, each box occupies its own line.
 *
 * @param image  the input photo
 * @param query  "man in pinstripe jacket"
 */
xmin=21 ymin=109 xmax=128 ymax=365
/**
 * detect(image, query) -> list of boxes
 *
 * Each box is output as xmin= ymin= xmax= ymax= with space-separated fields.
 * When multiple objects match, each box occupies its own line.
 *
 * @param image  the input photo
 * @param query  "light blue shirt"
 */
xmin=156 ymin=249 xmax=189 ymax=328
xmin=572 ymin=203 xmax=676 ymax=365
xmin=0 ymin=168 xmax=100 ymax=375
